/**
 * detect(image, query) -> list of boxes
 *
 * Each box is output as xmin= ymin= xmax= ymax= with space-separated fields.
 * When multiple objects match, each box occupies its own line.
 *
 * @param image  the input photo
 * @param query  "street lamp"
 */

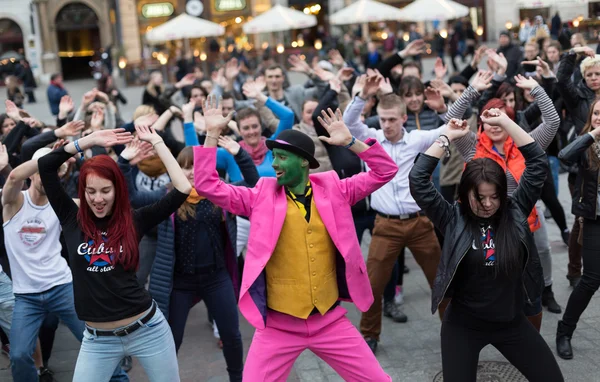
xmin=276 ymin=44 xmax=285 ymax=54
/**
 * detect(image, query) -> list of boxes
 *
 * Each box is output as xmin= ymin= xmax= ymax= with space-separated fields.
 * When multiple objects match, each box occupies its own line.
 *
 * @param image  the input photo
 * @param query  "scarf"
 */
xmin=240 ymin=137 xmax=268 ymax=165
xmin=286 ymin=181 xmax=312 ymax=222
xmin=186 ymin=187 xmax=205 ymax=204
xmin=472 ymin=132 xmax=540 ymax=232
xmin=593 ymin=141 xmax=600 ymax=163
xmin=50 ymin=80 xmax=64 ymax=90
xmin=137 ymin=154 xmax=167 ymax=178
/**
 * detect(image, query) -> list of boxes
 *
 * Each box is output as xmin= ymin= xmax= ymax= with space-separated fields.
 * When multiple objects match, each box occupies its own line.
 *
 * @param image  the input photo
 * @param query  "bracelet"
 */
xmin=438 ymin=134 xmax=450 ymax=145
xmin=74 ymin=140 xmax=83 ymax=154
xmin=344 ymin=136 xmax=356 ymax=149
xmin=152 ymin=141 xmax=165 ymax=148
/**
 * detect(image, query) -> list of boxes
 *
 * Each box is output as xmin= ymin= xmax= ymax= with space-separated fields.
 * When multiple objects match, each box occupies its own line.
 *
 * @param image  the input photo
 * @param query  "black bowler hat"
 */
xmin=266 ymin=130 xmax=320 ymax=169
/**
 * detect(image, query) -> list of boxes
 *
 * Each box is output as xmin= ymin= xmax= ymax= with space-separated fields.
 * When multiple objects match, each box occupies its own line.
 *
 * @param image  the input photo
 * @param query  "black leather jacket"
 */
xmin=558 ymin=133 xmax=599 ymax=219
xmin=409 ymin=142 xmax=547 ymax=314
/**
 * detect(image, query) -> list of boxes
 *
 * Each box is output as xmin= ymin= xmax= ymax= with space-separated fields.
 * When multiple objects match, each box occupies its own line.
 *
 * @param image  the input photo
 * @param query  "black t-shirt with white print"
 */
xmin=451 ymin=222 xmax=523 ymax=323
xmin=39 ymin=147 xmax=188 ymax=322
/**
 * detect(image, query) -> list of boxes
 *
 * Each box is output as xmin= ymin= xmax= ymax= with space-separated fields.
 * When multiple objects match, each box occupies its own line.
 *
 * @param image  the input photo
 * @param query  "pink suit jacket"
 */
xmin=193 ymin=139 xmax=398 ymax=329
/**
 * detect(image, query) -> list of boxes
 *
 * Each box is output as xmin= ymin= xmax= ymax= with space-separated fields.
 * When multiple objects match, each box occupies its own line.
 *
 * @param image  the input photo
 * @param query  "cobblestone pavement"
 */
xmin=1 ymin=55 xmax=599 ymax=381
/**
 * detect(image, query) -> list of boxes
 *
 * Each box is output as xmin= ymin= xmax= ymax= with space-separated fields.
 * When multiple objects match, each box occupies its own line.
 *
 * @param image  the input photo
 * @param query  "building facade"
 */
xmin=0 ymin=0 xmax=42 ymax=75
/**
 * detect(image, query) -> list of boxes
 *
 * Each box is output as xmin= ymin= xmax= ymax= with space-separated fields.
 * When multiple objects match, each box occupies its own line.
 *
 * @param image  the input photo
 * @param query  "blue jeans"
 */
xmin=10 ymin=282 xmax=128 ymax=382
xmin=74 ymin=304 xmax=179 ymax=382
xmin=0 ymin=271 xmax=14 ymax=334
xmin=169 ymin=269 xmax=243 ymax=382
xmin=548 ymin=156 xmax=560 ymax=196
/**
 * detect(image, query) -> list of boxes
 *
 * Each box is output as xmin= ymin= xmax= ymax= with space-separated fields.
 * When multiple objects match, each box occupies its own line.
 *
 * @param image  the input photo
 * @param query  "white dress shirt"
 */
xmin=344 ymin=97 xmax=444 ymax=216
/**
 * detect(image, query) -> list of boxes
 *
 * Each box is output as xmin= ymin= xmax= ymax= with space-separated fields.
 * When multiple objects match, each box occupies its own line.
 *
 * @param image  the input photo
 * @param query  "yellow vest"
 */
xmin=265 ymin=196 xmax=339 ymax=319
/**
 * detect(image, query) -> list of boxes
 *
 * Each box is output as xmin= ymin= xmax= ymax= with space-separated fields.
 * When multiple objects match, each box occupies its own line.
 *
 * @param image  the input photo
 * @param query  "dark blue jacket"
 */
xmin=47 ymin=84 xmax=68 ymax=116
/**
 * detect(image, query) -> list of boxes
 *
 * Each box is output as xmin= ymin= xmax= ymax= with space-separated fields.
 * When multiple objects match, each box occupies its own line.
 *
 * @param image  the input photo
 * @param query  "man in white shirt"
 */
xmin=343 ymin=80 xmax=450 ymax=354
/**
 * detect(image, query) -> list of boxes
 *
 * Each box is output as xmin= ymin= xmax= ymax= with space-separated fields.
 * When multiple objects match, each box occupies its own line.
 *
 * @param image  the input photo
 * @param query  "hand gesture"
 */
xmin=445 ymin=119 xmax=470 ymax=141
xmin=225 ymin=58 xmax=240 ymax=80
xmin=336 ymin=67 xmax=355 ymax=82
xmin=424 ymin=87 xmax=446 ymax=112
xmin=522 ymin=56 xmax=552 ymax=77
xmin=218 ymin=136 xmax=241 ymax=155
xmin=352 ymin=74 xmax=366 ymax=97
xmin=213 ymin=68 xmax=228 ymax=88
xmin=134 ymin=112 xmax=159 ymax=128
xmin=573 ymin=46 xmax=596 ymax=58
xmin=401 ymin=39 xmax=426 ymax=57
xmin=471 ymin=70 xmax=493 ymax=92
xmin=176 ymin=73 xmax=196 ymax=89
xmin=22 ymin=117 xmax=42 ymax=128
xmin=55 ymin=120 xmax=85 ymax=138
xmin=59 ymin=95 xmax=74 ymax=116
xmin=329 ymin=78 xmax=342 ymax=94
xmin=434 ymin=57 xmax=447 ymax=80
xmin=312 ymin=65 xmax=335 ymax=82
xmin=360 ymin=75 xmax=381 ymax=99
xmin=130 ymin=141 xmax=154 ymax=166
xmin=85 ymin=128 xmax=133 ymax=148
xmin=254 ymin=76 xmax=266 ymax=92
xmin=120 ymin=138 xmax=143 ymax=161
xmin=135 ymin=124 xmax=162 ymax=146
xmin=0 ymin=144 xmax=8 ymax=171
xmin=486 ymin=50 xmax=507 ymax=75
xmin=378 ymin=74 xmax=393 ymax=95
xmin=194 ymin=112 xmax=206 ymax=134
xmin=242 ymin=79 xmax=265 ymax=100
xmin=82 ymin=89 xmax=98 ymax=106
xmin=182 ymin=100 xmax=196 ymax=120
xmin=95 ymin=91 xmax=110 ymax=103
xmin=328 ymin=49 xmax=345 ymax=67
xmin=514 ymin=74 xmax=539 ymax=90
xmin=288 ymin=55 xmax=311 ymax=74
xmin=227 ymin=120 xmax=240 ymax=136
xmin=430 ymin=79 xmax=454 ymax=99
xmin=90 ymin=108 xmax=104 ymax=131
xmin=317 ymin=108 xmax=353 ymax=146
xmin=202 ymin=95 xmax=233 ymax=135
xmin=5 ymin=100 xmax=21 ymax=121
xmin=471 ymin=45 xmax=487 ymax=68
xmin=169 ymin=106 xmax=183 ymax=118
xmin=480 ymin=108 xmax=510 ymax=127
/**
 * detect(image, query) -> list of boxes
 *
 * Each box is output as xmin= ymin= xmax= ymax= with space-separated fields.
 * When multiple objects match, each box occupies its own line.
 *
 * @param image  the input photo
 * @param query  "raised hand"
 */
xmin=329 ymin=78 xmax=342 ymax=94
xmin=328 ymin=49 xmax=345 ymax=67
xmin=130 ymin=141 xmax=154 ymax=166
xmin=90 ymin=108 xmax=104 ymax=131
xmin=480 ymin=108 xmax=510 ymax=127
xmin=288 ymin=55 xmax=311 ymax=74
xmin=59 ymin=95 xmax=74 ymax=117
xmin=82 ymin=89 xmax=98 ymax=106
xmin=378 ymin=76 xmax=394 ymax=95
xmin=352 ymin=74 xmax=367 ymax=97
xmin=445 ymin=118 xmax=470 ymax=140
xmin=134 ymin=112 xmax=159 ymax=128
xmin=573 ymin=46 xmax=596 ymax=58
xmin=312 ymin=65 xmax=335 ymax=82
xmin=22 ymin=117 xmax=42 ymax=128
xmin=95 ymin=91 xmax=110 ymax=103
xmin=55 ymin=120 xmax=85 ymax=138
xmin=401 ymin=39 xmax=426 ymax=57
xmin=135 ymin=124 xmax=163 ymax=146
xmin=202 ymin=95 xmax=233 ymax=135
xmin=430 ymin=79 xmax=454 ymax=99
xmin=434 ymin=57 xmax=447 ymax=80
xmin=514 ymin=74 xmax=539 ymax=90
xmin=471 ymin=70 xmax=493 ymax=92
xmin=424 ymin=87 xmax=446 ymax=112
xmin=471 ymin=45 xmax=487 ymax=68
xmin=182 ymin=100 xmax=196 ymax=122
xmin=0 ymin=144 xmax=8 ymax=171
xmin=360 ymin=75 xmax=382 ymax=99
xmin=336 ymin=67 xmax=355 ymax=82
xmin=486 ymin=50 xmax=507 ymax=75
xmin=218 ymin=136 xmax=241 ymax=155
xmin=5 ymin=100 xmax=21 ymax=121
xmin=242 ymin=79 xmax=263 ymax=100
xmin=84 ymin=128 xmax=133 ymax=148
xmin=169 ymin=106 xmax=183 ymax=118
xmin=317 ymin=108 xmax=353 ymax=147
xmin=225 ymin=58 xmax=240 ymax=80
xmin=119 ymin=138 xmax=143 ymax=161
xmin=176 ymin=73 xmax=196 ymax=89
xmin=254 ymin=76 xmax=266 ymax=92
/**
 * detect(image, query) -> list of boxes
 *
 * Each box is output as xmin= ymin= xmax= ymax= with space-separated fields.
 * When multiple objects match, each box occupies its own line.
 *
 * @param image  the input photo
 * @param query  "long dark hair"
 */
xmin=458 ymin=158 xmax=522 ymax=276
xmin=580 ymin=97 xmax=600 ymax=170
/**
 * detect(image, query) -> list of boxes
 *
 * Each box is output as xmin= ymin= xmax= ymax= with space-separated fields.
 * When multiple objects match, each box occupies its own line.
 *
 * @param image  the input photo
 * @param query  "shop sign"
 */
xmin=142 ymin=2 xmax=175 ymax=18
xmin=215 ymin=0 xmax=246 ymax=12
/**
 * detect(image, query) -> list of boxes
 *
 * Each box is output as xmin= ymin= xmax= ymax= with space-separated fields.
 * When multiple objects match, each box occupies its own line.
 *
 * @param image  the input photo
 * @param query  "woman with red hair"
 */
xmin=37 ymin=127 xmax=192 ymax=382
xmin=447 ymin=73 xmax=560 ymax=331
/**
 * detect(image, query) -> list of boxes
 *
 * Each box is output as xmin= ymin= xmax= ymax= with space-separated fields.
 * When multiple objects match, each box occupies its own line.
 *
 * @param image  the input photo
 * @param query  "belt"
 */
xmin=376 ymin=211 xmax=423 ymax=220
xmin=87 ymin=302 xmax=157 ymax=337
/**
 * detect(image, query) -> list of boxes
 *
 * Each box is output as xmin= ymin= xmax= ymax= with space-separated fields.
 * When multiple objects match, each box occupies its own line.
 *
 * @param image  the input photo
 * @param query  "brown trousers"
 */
xmin=360 ymin=215 xmax=448 ymax=340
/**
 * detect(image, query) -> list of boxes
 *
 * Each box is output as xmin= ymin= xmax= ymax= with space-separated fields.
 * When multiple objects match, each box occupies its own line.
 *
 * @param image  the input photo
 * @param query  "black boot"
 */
xmin=542 ymin=285 xmax=562 ymax=313
xmin=556 ymin=320 xmax=575 ymax=360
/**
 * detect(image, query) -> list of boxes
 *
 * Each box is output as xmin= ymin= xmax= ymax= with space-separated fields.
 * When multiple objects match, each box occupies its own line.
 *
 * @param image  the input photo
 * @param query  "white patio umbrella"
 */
xmin=398 ymin=0 xmax=469 ymax=21
xmin=515 ymin=0 xmax=554 ymax=8
xmin=330 ymin=0 xmax=406 ymax=25
xmin=145 ymin=13 xmax=225 ymax=43
xmin=242 ymin=5 xmax=317 ymax=34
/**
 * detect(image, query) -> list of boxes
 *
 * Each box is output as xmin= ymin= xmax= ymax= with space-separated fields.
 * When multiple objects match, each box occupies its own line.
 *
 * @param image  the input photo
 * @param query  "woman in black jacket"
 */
xmin=555 ymin=98 xmax=600 ymax=360
xmin=409 ymin=113 xmax=563 ymax=382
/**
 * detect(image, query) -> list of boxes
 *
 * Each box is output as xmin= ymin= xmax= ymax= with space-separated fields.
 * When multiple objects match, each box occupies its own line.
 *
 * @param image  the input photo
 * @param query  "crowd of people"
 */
xmin=0 ymin=17 xmax=598 ymax=382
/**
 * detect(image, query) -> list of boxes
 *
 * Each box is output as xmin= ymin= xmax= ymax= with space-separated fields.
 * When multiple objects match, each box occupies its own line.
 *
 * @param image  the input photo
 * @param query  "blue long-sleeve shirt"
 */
xmin=184 ymin=97 xmax=294 ymax=179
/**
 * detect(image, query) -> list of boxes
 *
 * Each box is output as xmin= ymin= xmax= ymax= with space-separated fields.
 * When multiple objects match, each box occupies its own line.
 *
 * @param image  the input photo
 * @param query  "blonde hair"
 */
xmin=377 ymin=94 xmax=407 ymax=116
xmin=580 ymin=55 xmax=600 ymax=76
xmin=133 ymin=105 xmax=156 ymax=120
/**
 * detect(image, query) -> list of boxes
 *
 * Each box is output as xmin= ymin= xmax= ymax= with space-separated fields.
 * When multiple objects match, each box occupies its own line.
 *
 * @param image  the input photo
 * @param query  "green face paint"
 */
xmin=272 ymin=148 xmax=308 ymax=193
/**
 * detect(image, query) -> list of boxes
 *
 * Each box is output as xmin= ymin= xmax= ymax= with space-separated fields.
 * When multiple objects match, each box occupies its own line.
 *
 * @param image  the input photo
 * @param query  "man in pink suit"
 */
xmin=193 ymin=97 xmax=397 ymax=381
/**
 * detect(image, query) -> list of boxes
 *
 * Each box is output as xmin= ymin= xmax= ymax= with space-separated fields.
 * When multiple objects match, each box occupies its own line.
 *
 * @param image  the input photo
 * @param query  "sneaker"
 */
xmin=394 ymin=289 xmax=404 ymax=305
xmin=364 ymin=337 xmax=378 ymax=354
xmin=383 ymin=301 xmax=408 ymax=323
xmin=1 ymin=343 xmax=9 ymax=358
xmin=212 ymin=321 xmax=220 ymax=339
xmin=38 ymin=366 xmax=54 ymax=382
xmin=120 ymin=356 xmax=132 ymax=373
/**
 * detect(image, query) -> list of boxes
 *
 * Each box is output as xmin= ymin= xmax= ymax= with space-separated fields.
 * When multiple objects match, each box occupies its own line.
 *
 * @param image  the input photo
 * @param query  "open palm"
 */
xmin=317 ymin=108 xmax=352 ymax=146
xmin=203 ymin=95 xmax=232 ymax=134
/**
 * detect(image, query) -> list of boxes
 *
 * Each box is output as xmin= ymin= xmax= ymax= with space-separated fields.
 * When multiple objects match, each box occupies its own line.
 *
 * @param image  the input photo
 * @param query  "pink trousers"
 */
xmin=243 ymin=306 xmax=391 ymax=381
